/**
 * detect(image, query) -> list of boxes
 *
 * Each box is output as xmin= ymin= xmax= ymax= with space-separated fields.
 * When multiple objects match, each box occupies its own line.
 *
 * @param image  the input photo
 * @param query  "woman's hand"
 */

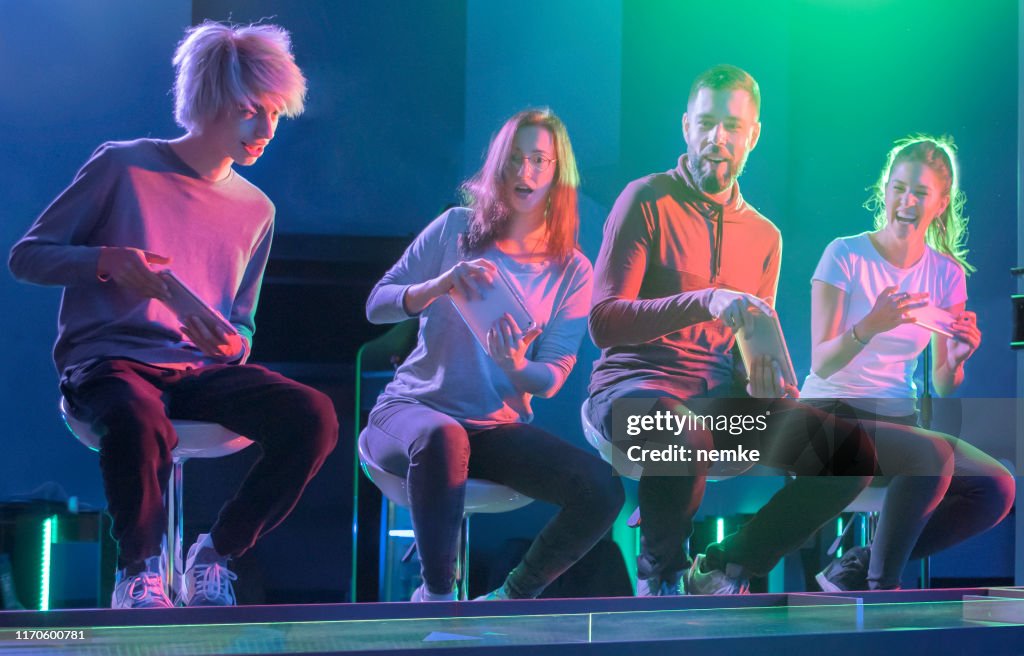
xmin=856 ymin=286 xmax=929 ymax=340
xmin=438 ymin=258 xmax=497 ymax=300
xmin=946 ymin=310 xmax=981 ymax=367
xmin=402 ymin=258 xmax=497 ymax=315
xmin=486 ymin=313 xmax=542 ymax=371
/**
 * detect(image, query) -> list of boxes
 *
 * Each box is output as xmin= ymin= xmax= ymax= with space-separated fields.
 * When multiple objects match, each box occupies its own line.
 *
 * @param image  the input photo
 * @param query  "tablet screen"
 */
xmin=448 ymin=268 xmax=535 ymax=352
xmin=157 ymin=270 xmax=238 ymax=337
xmin=733 ymin=310 xmax=798 ymax=388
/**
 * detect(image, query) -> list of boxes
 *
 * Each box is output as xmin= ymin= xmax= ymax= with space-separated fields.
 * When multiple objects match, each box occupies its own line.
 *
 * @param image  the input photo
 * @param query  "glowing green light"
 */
xmin=836 ymin=517 xmax=844 ymax=558
xmin=40 ymin=515 xmax=56 ymax=611
xmin=716 ymin=518 xmax=725 ymax=544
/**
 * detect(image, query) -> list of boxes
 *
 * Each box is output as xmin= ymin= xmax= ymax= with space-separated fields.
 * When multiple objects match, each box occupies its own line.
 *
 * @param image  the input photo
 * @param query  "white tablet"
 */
xmin=905 ymin=303 xmax=956 ymax=338
xmin=448 ymin=267 xmax=535 ymax=351
xmin=156 ymin=270 xmax=238 ymax=336
xmin=733 ymin=310 xmax=798 ymax=389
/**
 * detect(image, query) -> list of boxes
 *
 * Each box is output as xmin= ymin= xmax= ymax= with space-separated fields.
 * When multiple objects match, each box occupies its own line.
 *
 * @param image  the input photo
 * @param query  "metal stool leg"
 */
xmin=165 ymin=459 xmax=184 ymax=602
xmin=458 ymin=515 xmax=470 ymax=601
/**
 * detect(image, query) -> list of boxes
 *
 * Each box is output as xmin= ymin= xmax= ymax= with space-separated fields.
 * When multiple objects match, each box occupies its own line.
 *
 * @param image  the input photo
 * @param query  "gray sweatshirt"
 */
xmin=367 ymin=208 xmax=592 ymax=427
xmin=9 ymin=139 xmax=274 ymax=374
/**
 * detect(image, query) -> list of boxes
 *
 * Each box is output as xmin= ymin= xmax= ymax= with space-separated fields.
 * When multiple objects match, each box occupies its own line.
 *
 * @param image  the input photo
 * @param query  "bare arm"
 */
xmin=809 ymin=281 xmax=863 ymax=379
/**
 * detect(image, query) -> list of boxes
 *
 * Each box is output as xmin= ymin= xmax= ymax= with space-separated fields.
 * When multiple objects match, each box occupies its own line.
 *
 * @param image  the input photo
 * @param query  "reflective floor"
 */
xmin=2 ymin=590 xmax=1023 ymax=655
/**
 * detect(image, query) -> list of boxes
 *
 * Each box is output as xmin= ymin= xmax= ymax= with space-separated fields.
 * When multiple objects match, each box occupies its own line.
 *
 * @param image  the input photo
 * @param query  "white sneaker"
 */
xmin=111 ymin=556 xmax=173 ymax=609
xmin=410 ymin=582 xmax=457 ymax=602
xmin=180 ymin=534 xmax=237 ymax=607
xmin=636 ymin=570 xmax=685 ymax=596
xmin=685 ymin=553 xmax=749 ymax=595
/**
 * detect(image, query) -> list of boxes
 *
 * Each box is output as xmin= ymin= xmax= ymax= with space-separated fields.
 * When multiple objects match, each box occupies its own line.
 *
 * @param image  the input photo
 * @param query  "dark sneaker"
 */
xmin=816 ymin=545 xmax=870 ymax=592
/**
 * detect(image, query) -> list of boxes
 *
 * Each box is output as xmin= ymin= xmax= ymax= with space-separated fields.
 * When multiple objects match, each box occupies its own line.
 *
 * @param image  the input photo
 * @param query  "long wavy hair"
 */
xmin=865 ymin=135 xmax=974 ymax=273
xmin=459 ymin=108 xmax=580 ymax=263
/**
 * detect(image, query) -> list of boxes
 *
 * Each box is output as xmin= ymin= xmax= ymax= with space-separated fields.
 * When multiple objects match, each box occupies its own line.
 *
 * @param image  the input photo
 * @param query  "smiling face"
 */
xmin=201 ymin=95 xmax=281 ymax=166
xmin=503 ymin=125 xmax=557 ymax=220
xmin=883 ymin=160 xmax=950 ymax=240
xmin=682 ymin=87 xmax=761 ymax=197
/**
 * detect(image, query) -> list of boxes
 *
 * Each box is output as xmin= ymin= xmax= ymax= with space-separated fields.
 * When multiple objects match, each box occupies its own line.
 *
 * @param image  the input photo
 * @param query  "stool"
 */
xmin=59 ymin=397 xmax=252 ymax=603
xmin=357 ymin=436 xmax=532 ymax=600
xmin=580 ymin=399 xmax=755 ymax=485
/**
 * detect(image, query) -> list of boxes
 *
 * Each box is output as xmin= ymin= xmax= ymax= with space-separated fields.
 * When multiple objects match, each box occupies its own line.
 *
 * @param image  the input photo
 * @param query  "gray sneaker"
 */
xmin=111 ymin=556 xmax=173 ymax=609
xmin=636 ymin=569 xmax=684 ymax=596
xmin=180 ymin=534 xmax=237 ymax=607
xmin=685 ymin=553 xmax=749 ymax=595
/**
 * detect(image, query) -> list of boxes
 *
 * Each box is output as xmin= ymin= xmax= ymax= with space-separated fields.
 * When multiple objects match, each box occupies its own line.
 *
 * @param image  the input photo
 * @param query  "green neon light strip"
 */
xmin=836 ymin=517 xmax=844 ymax=558
xmin=40 ymin=515 xmax=56 ymax=611
xmin=716 ymin=518 xmax=724 ymax=544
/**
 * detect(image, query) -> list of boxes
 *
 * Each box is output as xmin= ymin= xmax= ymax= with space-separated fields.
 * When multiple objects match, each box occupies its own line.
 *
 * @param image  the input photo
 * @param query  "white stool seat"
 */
xmin=845 ymin=482 xmax=888 ymax=512
xmin=580 ymin=399 xmax=752 ymax=481
xmin=60 ymin=397 xmax=252 ymax=460
xmin=357 ymin=440 xmax=532 ymax=515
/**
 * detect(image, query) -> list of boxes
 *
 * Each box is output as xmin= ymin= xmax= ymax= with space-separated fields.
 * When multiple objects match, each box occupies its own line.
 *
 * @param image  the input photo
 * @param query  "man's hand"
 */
xmin=97 ymin=247 xmax=172 ymax=300
xmin=746 ymin=354 xmax=800 ymax=399
xmin=709 ymin=289 xmax=773 ymax=333
xmin=181 ymin=314 xmax=244 ymax=359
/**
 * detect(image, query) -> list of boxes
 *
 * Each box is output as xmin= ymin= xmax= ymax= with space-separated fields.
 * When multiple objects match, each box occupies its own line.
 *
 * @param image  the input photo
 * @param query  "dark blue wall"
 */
xmin=1 ymin=0 xmax=1017 ymax=596
xmin=1 ymin=0 xmax=190 ymax=503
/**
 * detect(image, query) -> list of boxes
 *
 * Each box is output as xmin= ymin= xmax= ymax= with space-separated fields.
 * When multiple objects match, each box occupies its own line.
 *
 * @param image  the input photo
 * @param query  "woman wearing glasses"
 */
xmin=363 ymin=108 xmax=624 ymax=601
xmin=802 ymin=135 xmax=1013 ymax=591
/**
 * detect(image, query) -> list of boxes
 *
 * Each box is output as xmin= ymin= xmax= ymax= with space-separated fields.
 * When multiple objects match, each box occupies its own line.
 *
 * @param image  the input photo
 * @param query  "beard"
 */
xmin=687 ymin=149 xmax=748 ymax=195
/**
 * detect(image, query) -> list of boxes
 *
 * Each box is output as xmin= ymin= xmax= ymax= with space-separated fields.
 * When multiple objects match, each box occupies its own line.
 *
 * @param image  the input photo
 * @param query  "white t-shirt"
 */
xmin=799 ymin=232 xmax=967 ymax=416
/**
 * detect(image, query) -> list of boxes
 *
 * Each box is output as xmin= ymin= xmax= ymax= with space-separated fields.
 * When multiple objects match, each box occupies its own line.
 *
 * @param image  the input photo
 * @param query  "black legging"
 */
xmin=362 ymin=399 xmax=624 ymax=598
xmin=805 ymin=399 xmax=1014 ymax=589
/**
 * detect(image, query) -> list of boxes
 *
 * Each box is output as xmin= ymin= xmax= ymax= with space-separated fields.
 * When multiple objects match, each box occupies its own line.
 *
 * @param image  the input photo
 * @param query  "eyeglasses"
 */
xmin=507 ymin=152 xmax=557 ymax=173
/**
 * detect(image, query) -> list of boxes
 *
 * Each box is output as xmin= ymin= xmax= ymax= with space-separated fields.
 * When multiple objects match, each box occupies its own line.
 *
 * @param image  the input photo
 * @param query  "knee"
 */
xmin=288 ymin=388 xmax=340 ymax=462
xmin=570 ymin=458 xmax=626 ymax=520
xmin=976 ymin=474 xmax=1016 ymax=525
xmin=410 ymin=423 xmax=470 ymax=481
xmin=95 ymin=398 xmax=174 ymax=459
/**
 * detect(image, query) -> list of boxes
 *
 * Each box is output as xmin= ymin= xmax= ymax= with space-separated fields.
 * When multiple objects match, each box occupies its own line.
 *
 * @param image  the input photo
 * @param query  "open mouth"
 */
xmin=242 ymin=142 xmax=265 ymax=157
xmin=894 ymin=210 xmax=918 ymax=224
xmin=513 ymin=184 xmax=534 ymax=199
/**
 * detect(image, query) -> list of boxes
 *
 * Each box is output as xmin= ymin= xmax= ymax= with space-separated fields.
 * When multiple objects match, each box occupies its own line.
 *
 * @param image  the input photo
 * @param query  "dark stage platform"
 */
xmin=1 ymin=588 xmax=1023 ymax=655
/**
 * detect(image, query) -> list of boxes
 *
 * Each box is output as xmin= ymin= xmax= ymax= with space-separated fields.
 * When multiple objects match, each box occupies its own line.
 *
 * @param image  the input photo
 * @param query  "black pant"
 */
xmin=362 ymin=399 xmax=624 ymax=598
xmin=62 ymin=358 xmax=339 ymax=568
xmin=588 ymin=381 xmax=875 ymax=578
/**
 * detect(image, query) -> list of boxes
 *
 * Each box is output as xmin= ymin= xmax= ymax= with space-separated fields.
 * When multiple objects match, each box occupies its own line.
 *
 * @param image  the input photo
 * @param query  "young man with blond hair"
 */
xmin=10 ymin=21 xmax=338 ymax=609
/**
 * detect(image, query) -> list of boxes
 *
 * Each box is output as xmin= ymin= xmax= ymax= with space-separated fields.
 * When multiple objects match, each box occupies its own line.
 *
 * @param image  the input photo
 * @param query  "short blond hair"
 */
xmin=172 ymin=21 xmax=307 ymax=131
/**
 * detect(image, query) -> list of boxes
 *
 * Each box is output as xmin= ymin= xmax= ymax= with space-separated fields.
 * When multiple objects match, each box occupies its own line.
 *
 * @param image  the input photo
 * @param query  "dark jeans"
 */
xmin=806 ymin=399 xmax=1015 ymax=589
xmin=362 ymin=399 xmax=624 ymax=598
xmin=588 ymin=381 xmax=876 ymax=578
xmin=61 ymin=358 xmax=339 ymax=568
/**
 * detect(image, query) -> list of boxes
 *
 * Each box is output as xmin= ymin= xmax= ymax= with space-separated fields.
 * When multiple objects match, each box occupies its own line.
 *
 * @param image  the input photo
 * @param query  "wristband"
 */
xmin=850 ymin=324 xmax=870 ymax=346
